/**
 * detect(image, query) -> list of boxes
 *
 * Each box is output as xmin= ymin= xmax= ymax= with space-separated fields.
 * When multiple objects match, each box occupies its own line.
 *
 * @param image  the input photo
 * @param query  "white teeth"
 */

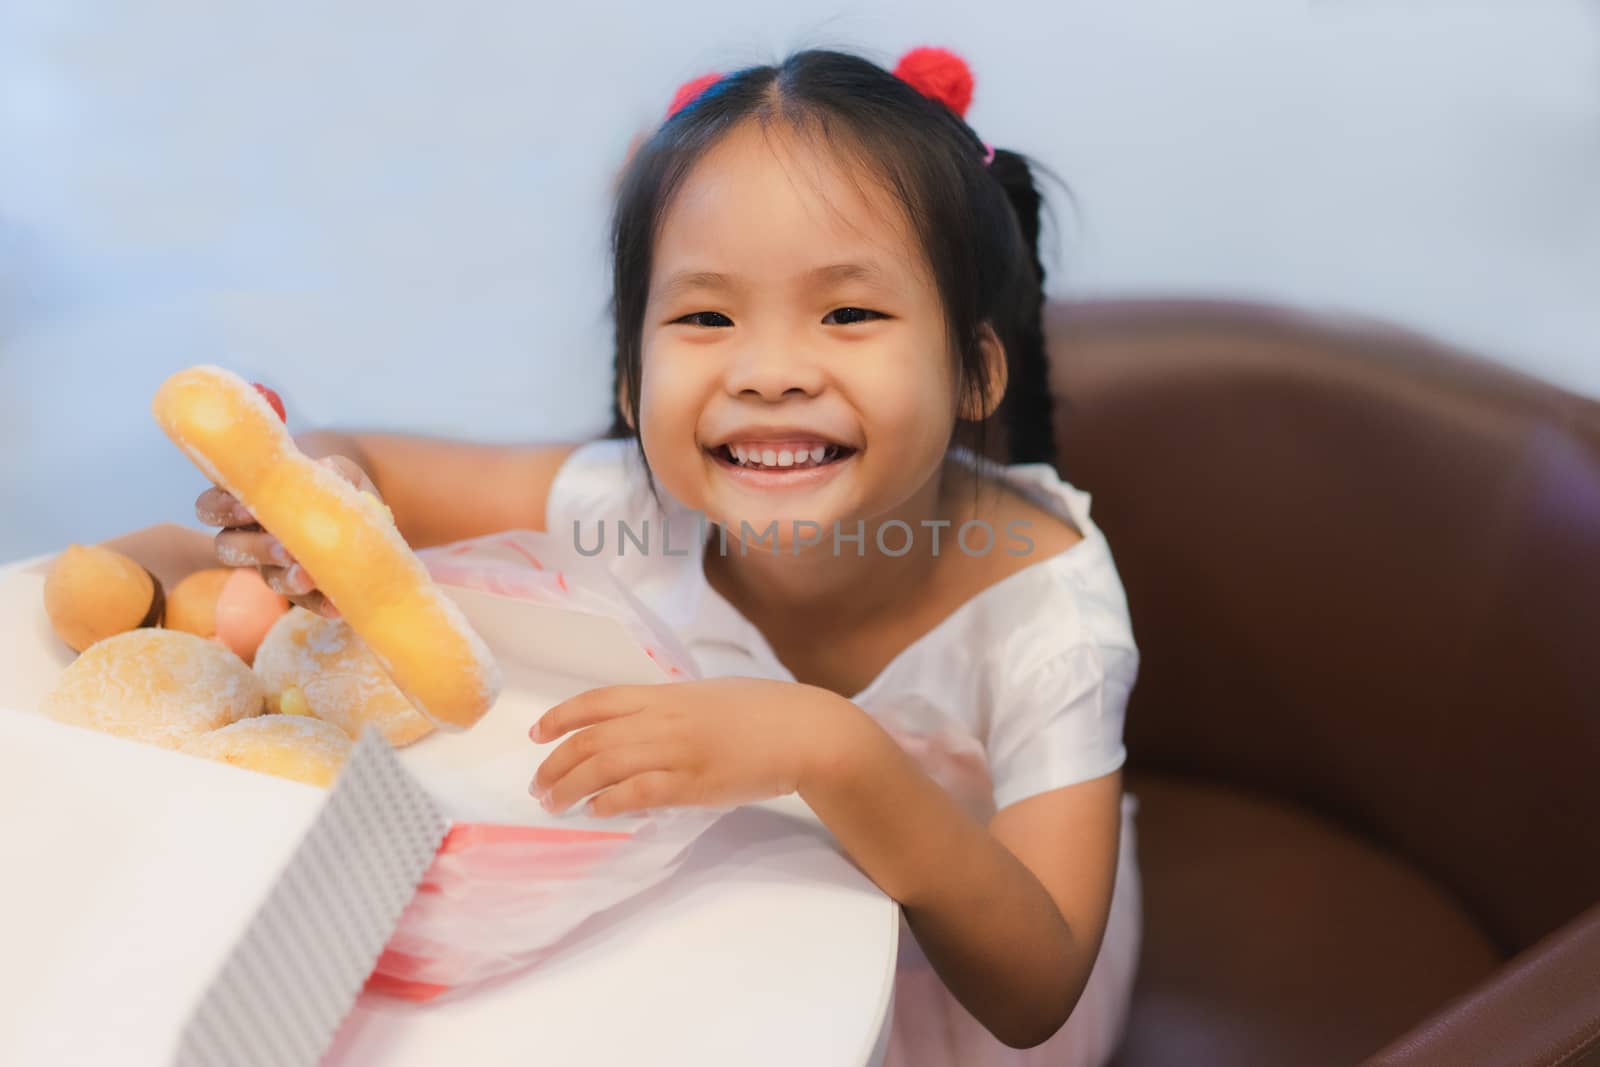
xmin=722 ymin=442 xmax=845 ymax=470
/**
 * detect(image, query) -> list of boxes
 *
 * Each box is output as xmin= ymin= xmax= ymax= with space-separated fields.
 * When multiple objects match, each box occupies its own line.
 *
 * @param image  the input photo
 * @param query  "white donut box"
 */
xmin=0 ymin=522 xmax=703 ymax=1067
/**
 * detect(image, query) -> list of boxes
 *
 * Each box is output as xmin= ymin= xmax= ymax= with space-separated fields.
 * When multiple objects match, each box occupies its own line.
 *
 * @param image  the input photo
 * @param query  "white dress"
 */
xmin=546 ymin=438 xmax=1143 ymax=1067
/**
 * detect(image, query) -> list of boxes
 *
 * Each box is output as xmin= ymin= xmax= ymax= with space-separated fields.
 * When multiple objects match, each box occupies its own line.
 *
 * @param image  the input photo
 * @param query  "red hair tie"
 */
xmin=665 ymin=71 xmax=723 ymax=119
xmin=894 ymin=46 xmax=993 ymax=167
xmin=893 ymin=47 xmax=973 ymax=116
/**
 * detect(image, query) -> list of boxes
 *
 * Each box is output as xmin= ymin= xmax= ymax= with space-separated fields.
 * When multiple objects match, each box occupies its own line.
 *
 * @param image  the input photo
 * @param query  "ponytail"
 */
xmin=985 ymin=148 xmax=1057 ymax=469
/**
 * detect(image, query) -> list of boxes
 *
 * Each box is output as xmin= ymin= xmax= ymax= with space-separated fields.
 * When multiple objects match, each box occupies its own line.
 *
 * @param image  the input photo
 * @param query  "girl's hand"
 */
xmin=193 ymin=454 xmax=380 ymax=618
xmin=530 ymin=677 xmax=858 ymax=817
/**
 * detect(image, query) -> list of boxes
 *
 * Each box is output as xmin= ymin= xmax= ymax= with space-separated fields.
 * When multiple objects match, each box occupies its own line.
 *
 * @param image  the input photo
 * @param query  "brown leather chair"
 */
xmin=1036 ymin=299 xmax=1600 ymax=1066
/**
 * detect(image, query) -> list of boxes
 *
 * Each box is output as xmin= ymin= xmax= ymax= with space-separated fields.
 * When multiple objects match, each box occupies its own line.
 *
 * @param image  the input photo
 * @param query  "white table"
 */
xmin=0 ymin=553 xmax=900 ymax=1066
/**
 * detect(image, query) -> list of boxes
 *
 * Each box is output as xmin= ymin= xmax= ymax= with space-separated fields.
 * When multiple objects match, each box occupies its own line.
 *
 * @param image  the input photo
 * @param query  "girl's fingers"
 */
xmin=586 ymin=771 xmax=685 ymax=817
xmin=199 ymin=459 xmax=373 ymax=530
xmin=292 ymin=589 xmax=341 ymax=619
xmin=214 ymin=526 xmax=293 ymax=569
xmin=532 ymin=685 xmax=653 ymax=741
xmin=200 ymin=466 xmax=351 ymax=625
xmin=534 ymin=743 xmax=670 ymax=815
xmin=196 ymin=486 xmax=256 ymax=528
xmin=261 ymin=563 xmax=317 ymax=598
xmin=533 ymin=713 xmax=664 ymax=795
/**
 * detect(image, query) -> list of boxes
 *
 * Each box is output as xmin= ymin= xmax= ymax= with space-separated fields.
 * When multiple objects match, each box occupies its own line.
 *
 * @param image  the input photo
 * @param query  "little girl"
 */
xmin=198 ymin=47 xmax=1141 ymax=1066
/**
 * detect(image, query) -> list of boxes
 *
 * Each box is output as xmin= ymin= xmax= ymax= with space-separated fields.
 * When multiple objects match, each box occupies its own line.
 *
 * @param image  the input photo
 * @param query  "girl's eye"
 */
xmin=823 ymin=307 xmax=884 ymax=326
xmin=676 ymin=311 xmax=733 ymax=328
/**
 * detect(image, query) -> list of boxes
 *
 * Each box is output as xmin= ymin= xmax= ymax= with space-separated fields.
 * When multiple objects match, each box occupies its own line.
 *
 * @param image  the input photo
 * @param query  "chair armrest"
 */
xmin=1365 ymin=901 xmax=1600 ymax=1067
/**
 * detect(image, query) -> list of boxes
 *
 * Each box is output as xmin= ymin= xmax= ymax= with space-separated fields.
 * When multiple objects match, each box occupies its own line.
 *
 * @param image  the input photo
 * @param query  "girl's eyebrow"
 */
xmin=654 ymin=270 xmax=734 ymax=303
xmin=807 ymin=262 xmax=888 ymax=286
xmin=654 ymin=262 xmax=893 ymax=302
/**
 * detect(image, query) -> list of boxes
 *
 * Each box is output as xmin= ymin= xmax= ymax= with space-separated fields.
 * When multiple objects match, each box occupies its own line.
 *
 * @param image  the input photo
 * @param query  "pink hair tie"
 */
xmin=982 ymin=142 xmax=995 ymax=166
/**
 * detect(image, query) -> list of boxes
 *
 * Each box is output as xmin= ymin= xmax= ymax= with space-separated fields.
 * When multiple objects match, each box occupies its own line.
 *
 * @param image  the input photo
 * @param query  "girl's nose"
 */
xmin=723 ymin=342 xmax=827 ymax=401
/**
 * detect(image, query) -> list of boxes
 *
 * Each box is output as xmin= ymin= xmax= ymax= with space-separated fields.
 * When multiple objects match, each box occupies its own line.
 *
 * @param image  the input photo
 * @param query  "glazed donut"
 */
xmin=152 ymin=365 xmax=501 ymax=730
xmin=213 ymin=566 xmax=291 ymax=665
xmin=167 ymin=566 xmax=292 ymax=665
xmin=43 ymin=543 xmax=165 ymax=653
xmin=165 ymin=567 xmax=233 ymax=639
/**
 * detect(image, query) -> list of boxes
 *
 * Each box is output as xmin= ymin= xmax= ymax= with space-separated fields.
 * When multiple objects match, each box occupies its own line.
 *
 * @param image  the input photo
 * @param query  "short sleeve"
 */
xmin=545 ymin=438 xmax=653 ymax=535
xmin=985 ymin=641 xmax=1136 ymax=812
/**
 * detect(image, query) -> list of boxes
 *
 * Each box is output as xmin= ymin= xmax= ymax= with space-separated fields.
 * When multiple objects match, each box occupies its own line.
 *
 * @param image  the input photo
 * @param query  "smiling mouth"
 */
xmin=709 ymin=443 xmax=857 ymax=471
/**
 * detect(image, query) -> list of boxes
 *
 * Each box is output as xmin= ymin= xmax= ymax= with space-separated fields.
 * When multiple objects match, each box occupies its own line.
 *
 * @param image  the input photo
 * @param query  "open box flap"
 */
xmin=173 ymin=731 xmax=450 ymax=1067
xmin=0 ymin=706 xmax=330 ymax=1067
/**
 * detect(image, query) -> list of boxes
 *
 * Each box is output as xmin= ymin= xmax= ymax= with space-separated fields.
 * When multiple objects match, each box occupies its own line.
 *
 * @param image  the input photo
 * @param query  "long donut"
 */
xmin=152 ymin=365 xmax=501 ymax=730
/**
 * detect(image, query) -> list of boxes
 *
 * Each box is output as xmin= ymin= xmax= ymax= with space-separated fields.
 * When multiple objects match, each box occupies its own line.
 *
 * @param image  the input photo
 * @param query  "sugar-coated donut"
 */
xmin=254 ymin=607 xmax=435 ymax=747
xmin=44 ymin=543 xmax=164 ymax=653
xmin=44 ymin=628 xmax=264 ymax=749
xmin=152 ymin=365 xmax=500 ymax=729
xmin=180 ymin=714 xmax=353 ymax=788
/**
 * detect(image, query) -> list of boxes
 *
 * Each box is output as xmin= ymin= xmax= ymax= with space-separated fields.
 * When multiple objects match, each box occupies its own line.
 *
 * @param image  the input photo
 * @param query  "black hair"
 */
xmin=604 ymin=47 xmax=1060 ymax=508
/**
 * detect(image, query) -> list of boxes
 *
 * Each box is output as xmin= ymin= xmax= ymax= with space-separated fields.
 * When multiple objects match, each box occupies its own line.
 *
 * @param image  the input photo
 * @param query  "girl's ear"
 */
xmin=958 ymin=324 xmax=1009 ymax=421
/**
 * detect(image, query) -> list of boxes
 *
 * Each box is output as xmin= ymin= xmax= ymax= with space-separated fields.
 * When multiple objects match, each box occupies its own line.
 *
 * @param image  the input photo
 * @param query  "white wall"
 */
xmin=3 ymin=0 xmax=1597 ymax=561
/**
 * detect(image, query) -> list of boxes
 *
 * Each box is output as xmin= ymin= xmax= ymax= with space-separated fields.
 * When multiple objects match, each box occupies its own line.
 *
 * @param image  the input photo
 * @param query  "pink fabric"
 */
xmin=417 ymin=530 xmax=698 ymax=680
xmin=363 ymin=530 xmax=719 ymax=1000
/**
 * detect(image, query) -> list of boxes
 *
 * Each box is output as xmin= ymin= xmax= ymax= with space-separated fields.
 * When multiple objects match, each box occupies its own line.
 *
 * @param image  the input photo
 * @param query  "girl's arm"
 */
xmin=533 ymin=677 xmax=1123 ymax=1049
xmin=533 ymin=679 xmax=1120 ymax=1049
xmin=294 ymin=430 xmax=584 ymax=549
xmin=802 ymin=706 xmax=1123 ymax=1050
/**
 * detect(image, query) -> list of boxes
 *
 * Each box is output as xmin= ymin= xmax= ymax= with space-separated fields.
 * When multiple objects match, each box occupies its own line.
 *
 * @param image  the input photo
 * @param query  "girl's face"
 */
xmin=636 ymin=122 xmax=966 ymax=547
